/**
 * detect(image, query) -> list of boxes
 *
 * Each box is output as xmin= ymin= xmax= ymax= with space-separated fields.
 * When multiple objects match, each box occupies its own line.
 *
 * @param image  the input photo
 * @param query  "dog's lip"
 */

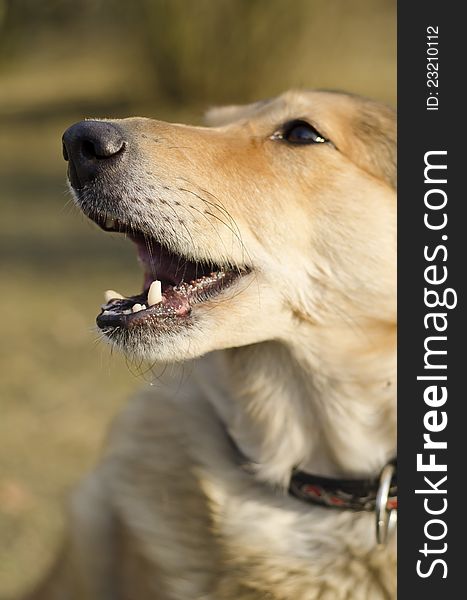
xmin=88 ymin=212 xmax=251 ymax=331
xmin=97 ymin=269 xmax=243 ymax=329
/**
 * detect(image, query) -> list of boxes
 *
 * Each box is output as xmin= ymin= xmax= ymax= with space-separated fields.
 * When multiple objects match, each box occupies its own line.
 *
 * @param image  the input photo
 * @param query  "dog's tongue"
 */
xmin=130 ymin=234 xmax=205 ymax=291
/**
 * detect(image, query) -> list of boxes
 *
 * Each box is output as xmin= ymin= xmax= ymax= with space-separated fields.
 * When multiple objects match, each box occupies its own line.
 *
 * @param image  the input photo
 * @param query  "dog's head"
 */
xmin=63 ymin=90 xmax=396 ymax=362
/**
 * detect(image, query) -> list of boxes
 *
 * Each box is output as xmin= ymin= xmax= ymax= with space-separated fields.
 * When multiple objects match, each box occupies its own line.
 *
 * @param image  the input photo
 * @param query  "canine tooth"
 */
xmin=148 ymin=280 xmax=162 ymax=306
xmin=123 ymin=309 xmax=131 ymax=315
xmin=104 ymin=290 xmax=124 ymax=303
xmin=132 ymin=303 xmax=143 ymax=313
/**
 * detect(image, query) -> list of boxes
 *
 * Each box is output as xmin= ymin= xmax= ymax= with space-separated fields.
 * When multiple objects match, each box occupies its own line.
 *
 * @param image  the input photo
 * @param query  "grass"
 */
xmin=0 ymin=195 xmax=145 ymax=597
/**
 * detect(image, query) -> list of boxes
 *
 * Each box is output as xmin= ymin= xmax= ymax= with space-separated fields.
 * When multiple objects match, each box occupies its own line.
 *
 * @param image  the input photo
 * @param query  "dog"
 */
xmin=27 ymin=89 xmax=396 ymax=599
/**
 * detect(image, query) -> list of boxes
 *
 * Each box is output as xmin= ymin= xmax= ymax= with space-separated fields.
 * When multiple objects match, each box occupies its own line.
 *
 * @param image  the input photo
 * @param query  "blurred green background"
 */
xmin=0 ymin=0 xmax=396 ymax=597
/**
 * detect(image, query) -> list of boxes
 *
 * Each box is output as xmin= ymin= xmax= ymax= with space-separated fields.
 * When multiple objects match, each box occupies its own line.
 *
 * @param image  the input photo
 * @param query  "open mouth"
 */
xmin=93 ymin=215 xmax=249 ymax=330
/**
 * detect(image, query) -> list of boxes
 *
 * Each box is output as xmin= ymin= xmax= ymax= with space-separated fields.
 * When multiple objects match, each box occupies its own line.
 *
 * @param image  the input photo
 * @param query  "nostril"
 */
xmin=81 ymin=136 xmax=125 ymax=160
xmin=81 ymin=139 xmax=96 ymax=159
xmin=62 ymin=142 xmax=69 ymax=161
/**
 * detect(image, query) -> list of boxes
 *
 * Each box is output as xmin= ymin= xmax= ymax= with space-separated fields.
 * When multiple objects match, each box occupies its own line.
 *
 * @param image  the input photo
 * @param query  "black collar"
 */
xmin=288 ymin=459 xmax=397 ymax=512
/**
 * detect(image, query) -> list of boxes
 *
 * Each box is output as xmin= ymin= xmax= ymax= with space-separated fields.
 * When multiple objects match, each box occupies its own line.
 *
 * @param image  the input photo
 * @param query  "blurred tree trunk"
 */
xmin=139 ymin=0 xmax=310 ymax=105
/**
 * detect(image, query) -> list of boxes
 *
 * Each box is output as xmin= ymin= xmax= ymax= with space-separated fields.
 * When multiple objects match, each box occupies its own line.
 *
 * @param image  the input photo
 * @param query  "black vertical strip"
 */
xmin=398 ymin=2 xmax=464 ymax=596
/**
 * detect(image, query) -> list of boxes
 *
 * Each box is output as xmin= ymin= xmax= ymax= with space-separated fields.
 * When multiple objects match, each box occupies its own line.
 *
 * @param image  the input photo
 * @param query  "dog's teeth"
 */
xmin=104 ymin=290 xmax=124 ymax=303
xmin=132 ymin=303 xmax=143 ymax=313
xmin=123 ymin=309 xmax=131 ymax=315
xmin=148 ymin=280 xmax=162 ymax=306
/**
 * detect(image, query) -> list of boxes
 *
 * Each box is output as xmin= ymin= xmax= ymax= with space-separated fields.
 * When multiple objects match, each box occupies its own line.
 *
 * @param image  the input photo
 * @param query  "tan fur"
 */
xmin=26 ymin=90 xmax=396 ymax=599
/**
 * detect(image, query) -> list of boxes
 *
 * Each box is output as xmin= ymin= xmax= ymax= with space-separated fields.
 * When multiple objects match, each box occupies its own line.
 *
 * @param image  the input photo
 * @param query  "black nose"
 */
xmin=62 ymin=120 xmax=126 ymax=188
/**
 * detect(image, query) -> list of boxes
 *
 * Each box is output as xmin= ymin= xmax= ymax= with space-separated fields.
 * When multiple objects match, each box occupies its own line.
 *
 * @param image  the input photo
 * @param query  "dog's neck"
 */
xmin=201 ymin=322 xmax=396 ymax=487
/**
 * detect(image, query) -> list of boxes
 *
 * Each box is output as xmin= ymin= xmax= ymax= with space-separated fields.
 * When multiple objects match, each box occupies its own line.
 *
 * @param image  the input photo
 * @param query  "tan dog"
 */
xmin=29 ymin=90 xmax=396 ymax=599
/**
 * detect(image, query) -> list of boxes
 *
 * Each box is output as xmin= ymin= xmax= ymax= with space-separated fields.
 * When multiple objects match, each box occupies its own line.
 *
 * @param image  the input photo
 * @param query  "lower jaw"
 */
xmin=96 ymin=269 xmax=243 ymax=332
xmin=96 ymin=315 xmax=196 ymax=362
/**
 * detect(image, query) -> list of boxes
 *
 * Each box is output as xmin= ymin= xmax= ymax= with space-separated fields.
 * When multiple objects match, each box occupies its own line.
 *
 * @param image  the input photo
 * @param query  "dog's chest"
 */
xmin=200 ymin=472 xmax=396 ymax=600
xmin=104 ymin=388 xmax=396 ymax=600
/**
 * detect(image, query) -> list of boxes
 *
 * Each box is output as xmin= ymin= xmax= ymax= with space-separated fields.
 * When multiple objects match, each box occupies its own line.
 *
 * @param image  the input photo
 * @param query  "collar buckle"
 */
xmin=375 ymin=462 xmax=397 ymax=547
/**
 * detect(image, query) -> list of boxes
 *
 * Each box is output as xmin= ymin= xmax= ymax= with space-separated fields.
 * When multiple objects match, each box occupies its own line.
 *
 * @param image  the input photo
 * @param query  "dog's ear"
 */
xmin=351 ymin=101 xmax=397 ymax=190
xmin=204 ymin=102 xmax=261 ymax=127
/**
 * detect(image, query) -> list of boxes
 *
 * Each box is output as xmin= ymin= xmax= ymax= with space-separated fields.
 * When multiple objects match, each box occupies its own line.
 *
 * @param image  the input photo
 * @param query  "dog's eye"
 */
xmin=273 ymin=120 xmax=328 ymax=145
